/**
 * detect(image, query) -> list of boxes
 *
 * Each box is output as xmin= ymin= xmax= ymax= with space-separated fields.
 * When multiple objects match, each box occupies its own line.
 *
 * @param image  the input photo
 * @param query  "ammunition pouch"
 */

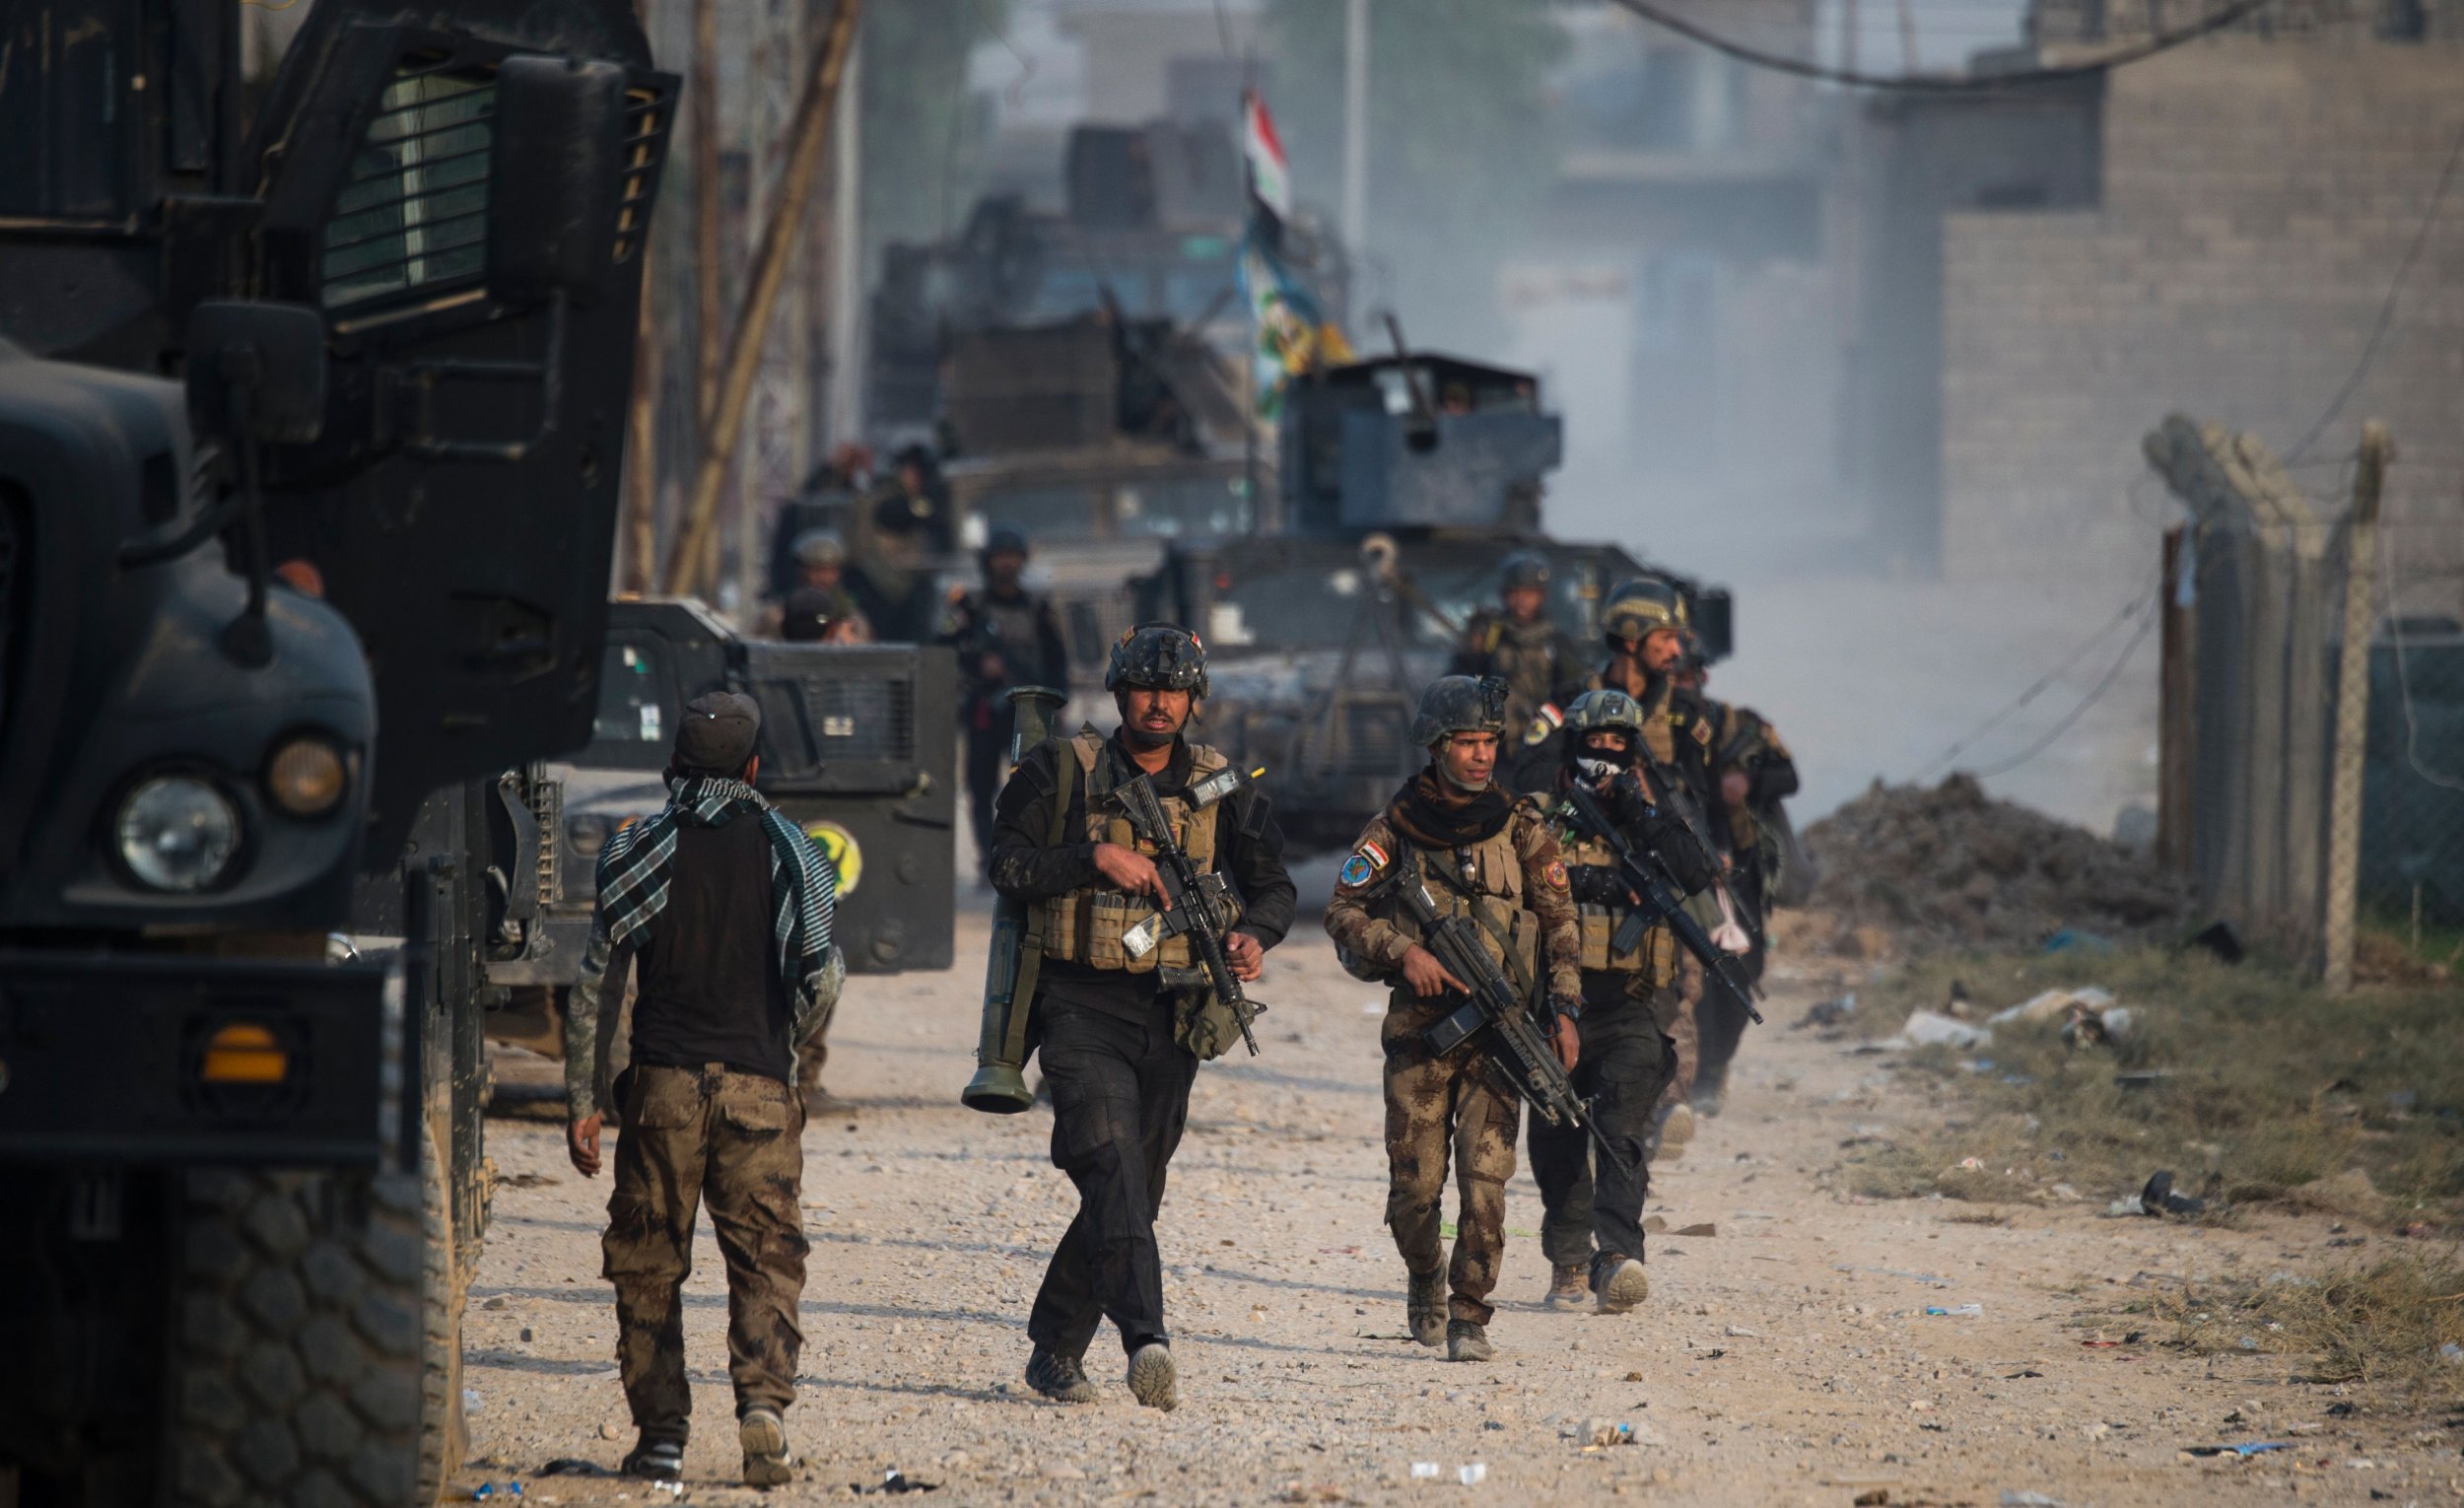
xmin=1577 ymin=903 xmax=1677 ymax=987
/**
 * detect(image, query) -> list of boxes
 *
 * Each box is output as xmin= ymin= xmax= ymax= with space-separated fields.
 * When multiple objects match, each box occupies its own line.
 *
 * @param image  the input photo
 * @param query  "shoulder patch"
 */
xmin=1692 ymin=718 xmax=1713 ymax=747
xmin=1338 ymin=854 xmax=1376 ymax=888
xmin=1543 ymin=858 xmax=1570 ymax=890
xmin=1359 ymin=839 xmax=1390 ymax=870
xmin=1522 ymin=701 xmax=1563 ymax=746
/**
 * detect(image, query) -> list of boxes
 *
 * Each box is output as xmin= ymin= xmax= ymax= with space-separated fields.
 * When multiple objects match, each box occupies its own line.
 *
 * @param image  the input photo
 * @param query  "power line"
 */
xmin=1600 ymin=0 xmax=2278 ymax=92
xmin=2282 ymin=111 xmax=2464 ymax=464
xmin=1967 ymin=606 xmax=2158 ymax=779
xmin=1914 ymin=577 xmax=2156 ymax=780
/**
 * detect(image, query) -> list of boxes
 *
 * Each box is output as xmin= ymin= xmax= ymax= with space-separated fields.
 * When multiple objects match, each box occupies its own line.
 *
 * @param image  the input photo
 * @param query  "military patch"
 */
xmin=1692 ymin=718 xmax=1713 ymax=748
xmin=1359 ymin=839 xmax=1390 ymax=870
xmin=1338 ymin=854 xmax=1376 ymax=888
xmin=1523 ymin=701 xmax=1563 ymax=746
xmin=1544 ymin=858 xmax=1570 ymax=890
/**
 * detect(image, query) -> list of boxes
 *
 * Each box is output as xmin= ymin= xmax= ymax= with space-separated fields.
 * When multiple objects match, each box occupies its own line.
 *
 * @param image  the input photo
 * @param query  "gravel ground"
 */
xmin=454 ymin=905 xmax=2459 ymax=1505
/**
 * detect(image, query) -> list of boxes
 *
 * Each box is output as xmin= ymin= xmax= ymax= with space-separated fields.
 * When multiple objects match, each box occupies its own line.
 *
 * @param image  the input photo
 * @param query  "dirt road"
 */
xmin=457 ymin=907 xmax=2455 ymax=1505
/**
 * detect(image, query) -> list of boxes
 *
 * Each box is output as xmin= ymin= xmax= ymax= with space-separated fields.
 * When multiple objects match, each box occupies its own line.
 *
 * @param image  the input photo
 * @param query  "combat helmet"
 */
xmin=1600 ymin=578 xmax=1687 ymax=651
xmin=1499 ymin=550 xmax=1550 ymax=592
xmin=791 ymin=527 xmax=846 ymax=569
xmin=1105 ymin=622 xmax=1209 ymax=700
xmin=1563 ymin=688 xmax=1646 ymax=741
xmin=982 ymin=525 xmax=1030 ymax=563
xmin=1407 ymin=674 xmax=1510 ymax=749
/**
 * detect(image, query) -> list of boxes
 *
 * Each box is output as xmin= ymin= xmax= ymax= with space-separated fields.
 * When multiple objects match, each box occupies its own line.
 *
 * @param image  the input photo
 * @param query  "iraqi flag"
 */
xmin=1244 ymin=91 xmax=1291 ymax=226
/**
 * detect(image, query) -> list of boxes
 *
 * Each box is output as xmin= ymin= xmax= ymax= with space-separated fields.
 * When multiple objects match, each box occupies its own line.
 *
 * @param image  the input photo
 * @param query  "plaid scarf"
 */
xmin=595 ymin=775 xmax=839 ymax=1015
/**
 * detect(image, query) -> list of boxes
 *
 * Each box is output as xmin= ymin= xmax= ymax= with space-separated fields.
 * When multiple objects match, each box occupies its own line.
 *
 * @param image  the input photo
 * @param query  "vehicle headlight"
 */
xmin=116 ymin=776 xmax=242 ymax=892
xmin=265 ymin=734 xmax=349 ymax=817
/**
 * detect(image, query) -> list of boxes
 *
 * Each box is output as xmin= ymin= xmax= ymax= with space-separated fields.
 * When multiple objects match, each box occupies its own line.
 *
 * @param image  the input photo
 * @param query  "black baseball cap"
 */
xmin=675 ymin=690 xmax=762 ymax=774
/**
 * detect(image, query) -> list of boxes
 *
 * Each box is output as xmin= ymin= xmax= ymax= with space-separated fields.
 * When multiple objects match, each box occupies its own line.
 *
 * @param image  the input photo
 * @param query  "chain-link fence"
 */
xmin=2147 ymin=414 xmax=2464 ymax=983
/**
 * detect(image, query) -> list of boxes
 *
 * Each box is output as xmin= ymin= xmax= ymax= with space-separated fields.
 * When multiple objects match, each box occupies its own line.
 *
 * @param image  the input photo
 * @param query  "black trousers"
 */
xmin=963 ymin=716 xmax=1008 ymax=877
xmin=1696 ymin=865 xmax=1766 ymax=1090
xmin=1528 ymin=976 xmax=1674 ymax=1272
xmin=1026 ymin=999 xmax=1198 ymax=1357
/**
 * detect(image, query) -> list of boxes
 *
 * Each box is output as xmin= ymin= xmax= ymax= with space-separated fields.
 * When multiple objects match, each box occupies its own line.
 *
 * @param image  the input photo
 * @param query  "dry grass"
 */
xmin=2157 ymin=1250 xmax=2464 ymax=1396
xmin=1832 ymin=942 xmax=2464 ymax=1230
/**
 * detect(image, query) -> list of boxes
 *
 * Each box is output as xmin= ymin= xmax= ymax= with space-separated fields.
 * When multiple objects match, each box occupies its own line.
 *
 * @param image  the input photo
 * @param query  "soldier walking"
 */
xmin=944 ymin=527 xmax=1071 ymax=880
xmin=1519 ymin=690 xmax=1719 ymax=1314
xmin=562 ymin=692 xmax=844 ymax=1487
xmin=1323 ymin=675 xmax=1583 ymax=1362
xmin=988 ymin=624 xmax=1295 ymax=1408
xmin=1449 ymin=550 xmax=1587 ymax=761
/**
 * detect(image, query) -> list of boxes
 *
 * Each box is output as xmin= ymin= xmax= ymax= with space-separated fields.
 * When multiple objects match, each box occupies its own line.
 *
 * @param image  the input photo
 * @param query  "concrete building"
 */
xmin=1851 ymin=1 xmax=2464 ymax=599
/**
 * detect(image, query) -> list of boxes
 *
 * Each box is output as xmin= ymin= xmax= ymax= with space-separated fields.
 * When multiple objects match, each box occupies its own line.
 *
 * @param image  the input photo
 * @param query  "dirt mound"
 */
xmin=1799 ymin=774 xmax=2196 ymax=955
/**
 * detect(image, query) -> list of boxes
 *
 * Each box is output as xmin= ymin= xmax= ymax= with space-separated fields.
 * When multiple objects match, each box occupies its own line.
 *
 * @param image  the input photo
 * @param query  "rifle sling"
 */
xmin=1416 ymin=853 xmax=1541 ymax=1008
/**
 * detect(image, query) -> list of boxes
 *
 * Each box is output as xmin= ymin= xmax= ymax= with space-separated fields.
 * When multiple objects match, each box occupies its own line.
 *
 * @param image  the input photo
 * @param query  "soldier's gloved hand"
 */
xmin=1093 ymin=842 xmax=1170 ymax=907
xmin=1400 ymin=944 xmax=1469 ymax=998
xmin=1547 ymin=1002 xmax=1582 ymax=1072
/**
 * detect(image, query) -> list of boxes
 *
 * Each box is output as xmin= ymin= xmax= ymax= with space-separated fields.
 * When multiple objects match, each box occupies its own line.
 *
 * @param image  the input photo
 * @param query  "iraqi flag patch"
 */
xmin=1340 ymin=840 xmax=1391 ymax=888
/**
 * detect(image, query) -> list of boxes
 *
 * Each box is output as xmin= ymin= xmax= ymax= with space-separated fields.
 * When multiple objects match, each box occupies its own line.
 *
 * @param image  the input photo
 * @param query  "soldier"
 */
xmin=1323 ymin=675 xmax=1583 ymax=1363
xmin=1450 ymin=550 xmax=1588 ymax=758
xmin=780 ymin=528 xmax=872 ymax=644
xmin=989 ymin=624 xmax=1296 ymax=1409
xmin=943 ymin=527 xmax=1072 ymax=879
xmin=1520 ymin=689 xmax=1719 ymax=1314
xmin=562 ymin=692 xmax=844 ymax=1487
xmin=1676 ymin=647 xmax=1801 ymax=1113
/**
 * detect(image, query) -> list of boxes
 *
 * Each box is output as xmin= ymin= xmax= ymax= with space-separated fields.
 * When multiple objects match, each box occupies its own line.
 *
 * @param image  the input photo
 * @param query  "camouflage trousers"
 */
xmin=1381 ymin=998 xmax=1522 ymax=1326
xmin=602 ymin=1064 xmax=809 ymax=1443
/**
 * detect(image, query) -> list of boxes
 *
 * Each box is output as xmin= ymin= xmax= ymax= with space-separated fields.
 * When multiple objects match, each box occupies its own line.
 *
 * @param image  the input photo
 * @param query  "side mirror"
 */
xmin=186 ymin=302 xmax=328 ymax=445
xmin=487 ymin=55 xmax=627 ymax=308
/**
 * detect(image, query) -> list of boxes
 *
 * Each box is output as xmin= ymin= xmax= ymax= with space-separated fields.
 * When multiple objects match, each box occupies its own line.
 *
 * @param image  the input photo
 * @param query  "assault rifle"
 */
xmin=1377 ymin=855 xmax=1633 ymax=1174
xmin=1108 ymin=767 xmax=1265 ymax=1056
xmin=1558 ymin=780 xmax=1763 ymax=1027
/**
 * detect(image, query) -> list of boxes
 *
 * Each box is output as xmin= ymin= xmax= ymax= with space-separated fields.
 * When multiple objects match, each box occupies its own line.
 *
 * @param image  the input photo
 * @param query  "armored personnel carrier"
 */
xmin=0 ymin=0 xmax=672 ymax=1499
xmin=1138 ymin=352 xmax=1731 ymax=852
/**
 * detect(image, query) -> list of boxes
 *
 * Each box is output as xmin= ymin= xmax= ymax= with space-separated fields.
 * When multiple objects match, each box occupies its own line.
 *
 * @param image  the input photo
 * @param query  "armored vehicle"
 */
xmin=1138 ymin=352 xmax=1732 ymax=852
xmin=486 ymin=599 xmax=957 ymax=1094
xmin=0 ymin=0 xmax=672 ymax=1500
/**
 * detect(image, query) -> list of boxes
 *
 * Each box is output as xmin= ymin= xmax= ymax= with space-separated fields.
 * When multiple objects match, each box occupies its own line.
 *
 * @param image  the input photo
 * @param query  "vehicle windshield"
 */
xmin=1205 ymin=549 xmax=1610 ymax=651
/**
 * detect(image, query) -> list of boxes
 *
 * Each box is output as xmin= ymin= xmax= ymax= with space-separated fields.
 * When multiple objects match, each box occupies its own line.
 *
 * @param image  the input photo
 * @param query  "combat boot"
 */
xmin=1655 ymin=1102 xmax=1695 ymax=1161
xmin=738 ymin=1405 xmax=794 ymax=1487
xmin=1024 ymin=1346 xmax=1097 ymax=1404
xmin=1406 ymin=1271 xmax=1446 ymax=1347
xmin=620 ymin=1437 xmax=684 ymax=1482
xmin=1127 ymin=1342 xmax=1178 ymax=1411
xmin=1446 ymin=1320 xmax=1494 ymax=1363
xmin=1543 ymin=1264 xmax=1589 ymax=1311
xmin=1593 ymin=1252 xmax=1649 ymax=1315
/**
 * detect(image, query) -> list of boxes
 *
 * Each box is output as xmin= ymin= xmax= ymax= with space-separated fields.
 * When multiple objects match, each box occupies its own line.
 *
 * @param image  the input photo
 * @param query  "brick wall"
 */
xmin=1940 ymin=38 xmax=2464 ymax=603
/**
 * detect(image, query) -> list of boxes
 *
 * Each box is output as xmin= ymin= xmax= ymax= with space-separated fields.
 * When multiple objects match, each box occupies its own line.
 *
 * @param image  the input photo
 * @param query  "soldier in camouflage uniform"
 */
xmin=1520 ymin=689 xmax=1719 ymax=1314
xmin=1675 ymin=644 xmax=1800 ymax=1111
xmin=1323 ymin=675 xmax=1584 ymax=1362
xmin=564 ymin=693 xmax=843 ymax=1488
xmin=1450 ymin=550 xmax=1588 ymax=761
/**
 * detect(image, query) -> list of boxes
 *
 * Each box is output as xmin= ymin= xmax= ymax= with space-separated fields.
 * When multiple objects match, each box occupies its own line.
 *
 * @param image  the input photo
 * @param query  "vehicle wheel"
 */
xmin=169 ymin=1128 xmax=464 ymax=1508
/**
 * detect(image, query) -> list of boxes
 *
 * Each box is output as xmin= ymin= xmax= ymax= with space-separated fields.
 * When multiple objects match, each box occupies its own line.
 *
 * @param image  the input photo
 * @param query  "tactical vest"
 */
xmin=973 ymin=592 xmax=1043 ymax=653
xmin=1382 ymin=822 xmax=1540 ymax=994
xmin=1482 ymin=617 xmax=1562 ymax=736
xmin=1042 ymin=731 xmax=1236 ymax=972
xmin=1553 ymin=823 xmax=1678 ymax=988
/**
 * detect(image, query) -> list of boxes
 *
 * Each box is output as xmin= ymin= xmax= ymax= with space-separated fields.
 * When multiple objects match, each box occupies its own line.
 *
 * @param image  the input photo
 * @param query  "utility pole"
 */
xmin=663 ymin=0 xmax=866 ymax=595
xmin=1341 ymin=0 xmax=1369 ymax=256
xmin=2321 ymin=420 xmax=2391 ymax=992
xmin=827 ymin=31 xmax=865 ymax=449
xmin=688 ymin=0 xmax=723 ymax=596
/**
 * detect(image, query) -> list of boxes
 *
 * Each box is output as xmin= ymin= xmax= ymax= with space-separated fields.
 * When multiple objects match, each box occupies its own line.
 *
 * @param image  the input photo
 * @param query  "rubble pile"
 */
xmin=1799 ymin=775 xmax=2196 ymax=955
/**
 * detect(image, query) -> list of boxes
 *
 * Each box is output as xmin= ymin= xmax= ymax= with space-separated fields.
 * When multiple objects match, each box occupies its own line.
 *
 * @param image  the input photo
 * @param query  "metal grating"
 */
xmin=320 ymin=68 xmax=495 ymax=309
xmin=795 ymin=673 xmax=917 ymax=766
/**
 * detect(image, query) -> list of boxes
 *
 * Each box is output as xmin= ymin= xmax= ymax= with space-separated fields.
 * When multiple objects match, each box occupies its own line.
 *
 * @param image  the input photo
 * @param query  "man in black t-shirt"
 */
xmin=563 ymin=692 xmax=843 ymax=1489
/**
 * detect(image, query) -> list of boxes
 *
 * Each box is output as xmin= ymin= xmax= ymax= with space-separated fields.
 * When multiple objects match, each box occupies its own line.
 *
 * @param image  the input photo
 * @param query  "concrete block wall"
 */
xmin=1940 ymin=39 xmax=2464 ymax=599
